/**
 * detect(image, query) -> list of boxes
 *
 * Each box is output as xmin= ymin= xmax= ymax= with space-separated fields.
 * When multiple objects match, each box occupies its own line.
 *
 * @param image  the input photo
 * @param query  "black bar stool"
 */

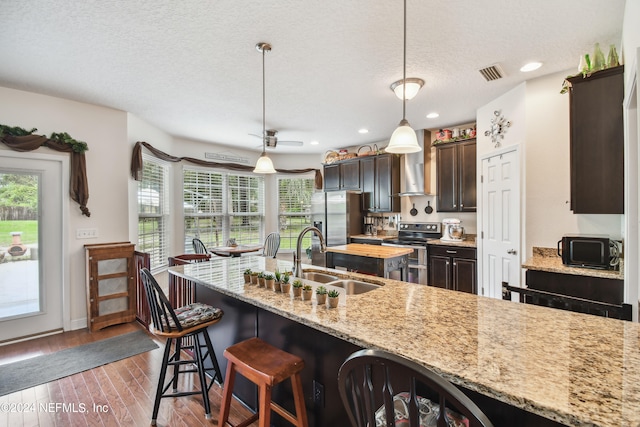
xmin=140 ymin=268 xmax=224 ymax=425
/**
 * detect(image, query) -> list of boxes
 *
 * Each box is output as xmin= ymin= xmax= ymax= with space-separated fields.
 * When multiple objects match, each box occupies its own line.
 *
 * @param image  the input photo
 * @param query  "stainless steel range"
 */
xmin=382 ymin=222 xmax=441 ymax=285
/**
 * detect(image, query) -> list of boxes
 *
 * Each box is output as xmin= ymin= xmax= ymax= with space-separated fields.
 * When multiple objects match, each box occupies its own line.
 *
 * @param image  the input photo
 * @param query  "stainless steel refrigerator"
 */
xmin=309 ymin=191 xmax=363 ymax=266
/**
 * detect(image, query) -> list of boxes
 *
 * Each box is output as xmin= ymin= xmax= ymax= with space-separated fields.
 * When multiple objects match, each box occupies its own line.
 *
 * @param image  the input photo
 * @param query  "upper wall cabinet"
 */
xmin=323 ymin=153 xmax=400 ymax=212
xmin=323 ymin=158 xmax=360 ymax=191
xmin=436 ymin=139 xmax=476 ymax=212
xmin=567 ymin=65 xmax=624 ymax=214
xmin=360 ymin=154 xmax=401 ymax=212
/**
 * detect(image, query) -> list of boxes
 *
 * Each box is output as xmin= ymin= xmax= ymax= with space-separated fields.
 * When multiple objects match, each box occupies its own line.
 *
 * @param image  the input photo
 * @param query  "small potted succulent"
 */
xmin=292 ymin=279 xmax=303 ymax=297
xmin=264 ymin=273 xmax=275 ymax=289
xmin=250 ymin=270 xmax=259 ymax=285
xmin=315 ymin=285 xmax=328 ymax=305
xmin=327 ymin=289 xmax=340 ymax=308
xmin=274 ymin=269 xmax=282 ymax=283
xmin=257 ymin=272 xmax=265 ymax=287
xmin=302 ymin=284 xmax=313 ymax=301
xmin=243 ymin=268 xmax=252 ymax=283
xmin=280 ymin=274 xmax=292 ymax=294
xmin=276 ymin=273 xmax=291 ymax=293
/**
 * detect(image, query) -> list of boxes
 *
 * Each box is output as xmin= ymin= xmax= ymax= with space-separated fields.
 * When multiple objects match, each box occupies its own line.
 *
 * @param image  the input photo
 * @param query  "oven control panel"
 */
xmin=399 ymin=222 xmax=441 ymax=233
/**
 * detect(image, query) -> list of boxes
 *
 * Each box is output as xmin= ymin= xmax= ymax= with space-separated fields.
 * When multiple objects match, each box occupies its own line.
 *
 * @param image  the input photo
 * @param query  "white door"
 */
xmin=480 ymin=148 xmax=520 ymax=299
xmin=0 ymin=153 xmax=65 ymax=342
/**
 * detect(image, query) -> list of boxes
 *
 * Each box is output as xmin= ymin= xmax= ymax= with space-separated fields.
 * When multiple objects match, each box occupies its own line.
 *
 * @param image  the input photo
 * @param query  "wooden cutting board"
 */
xmin=324 ymin=243 xmax=413 ymax=259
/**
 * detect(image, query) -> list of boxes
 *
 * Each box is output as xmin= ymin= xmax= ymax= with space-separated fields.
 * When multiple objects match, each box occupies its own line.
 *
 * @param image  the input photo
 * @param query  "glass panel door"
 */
xmin=0 ymin=154 xmax=64 ymax=341
xmin=0 ymin=171 xmax=40 ymax=319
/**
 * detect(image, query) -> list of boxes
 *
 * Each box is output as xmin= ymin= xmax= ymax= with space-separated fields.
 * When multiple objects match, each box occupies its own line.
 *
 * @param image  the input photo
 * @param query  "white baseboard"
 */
xmin=69 ymin=317 xmax=88 ymax=331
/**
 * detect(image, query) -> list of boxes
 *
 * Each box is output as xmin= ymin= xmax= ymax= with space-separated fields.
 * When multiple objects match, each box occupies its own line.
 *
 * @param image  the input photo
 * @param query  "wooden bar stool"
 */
xmin=218 ymin=337 xmax=308 ymax=427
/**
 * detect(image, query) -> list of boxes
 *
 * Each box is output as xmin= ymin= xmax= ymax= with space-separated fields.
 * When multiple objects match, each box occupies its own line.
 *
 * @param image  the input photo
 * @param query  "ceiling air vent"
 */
xmin=479 ymin=63 xmax=505 ymax=81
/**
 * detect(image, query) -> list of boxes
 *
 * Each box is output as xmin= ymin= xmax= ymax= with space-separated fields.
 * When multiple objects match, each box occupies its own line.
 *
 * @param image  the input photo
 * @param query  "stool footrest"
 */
xmin=233 ymin=413 xmax=259 ymax=427
xmin=272 ymin=402 xmax=299 ymax=425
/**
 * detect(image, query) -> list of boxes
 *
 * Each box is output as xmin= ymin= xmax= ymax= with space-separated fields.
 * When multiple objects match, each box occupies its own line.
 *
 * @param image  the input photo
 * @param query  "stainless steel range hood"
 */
xmin=398 ymin=129 xmax=431 ymax=196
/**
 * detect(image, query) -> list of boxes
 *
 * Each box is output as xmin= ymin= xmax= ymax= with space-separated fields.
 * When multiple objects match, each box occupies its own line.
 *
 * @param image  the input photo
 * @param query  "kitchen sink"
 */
xmin=326 ymin=279 xmax=380 ymax=295
xmin=301 ymin=271 xmax=339 ymax=283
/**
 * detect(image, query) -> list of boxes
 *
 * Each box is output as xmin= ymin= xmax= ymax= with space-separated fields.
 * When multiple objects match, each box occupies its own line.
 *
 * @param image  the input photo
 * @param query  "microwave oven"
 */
xmin=557 ymin=235 xmax=621 ymax=270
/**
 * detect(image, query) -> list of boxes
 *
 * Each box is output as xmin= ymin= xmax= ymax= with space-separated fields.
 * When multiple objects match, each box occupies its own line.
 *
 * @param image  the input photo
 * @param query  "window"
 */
xmin=138 ymin=156 xmax=170 ymax=270
xmin=277 ymin=176 xmax=315 ymax=250
xmin=183 ymin=167 xmax=264 ymax=252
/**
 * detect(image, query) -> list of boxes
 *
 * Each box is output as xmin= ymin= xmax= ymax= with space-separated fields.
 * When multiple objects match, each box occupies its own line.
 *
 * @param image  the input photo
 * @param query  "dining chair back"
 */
xmin=192 ymin=238 xmax=208 ymax=255
xmin=262 ymin=232 xmax=280 ymax=258
xmin=338 ymin=349 xmax=493 ymax=427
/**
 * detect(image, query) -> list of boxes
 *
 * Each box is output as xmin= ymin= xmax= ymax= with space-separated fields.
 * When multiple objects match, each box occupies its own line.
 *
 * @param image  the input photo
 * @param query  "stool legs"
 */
xmin=151 ymin=338 xmax=173 ymax=425
xmin=290 ymin=373 xmax=308 ymax=427
xmin=151 ymin=331 xmax=222 ymax=424
xmin=218 ymin=361 xmax=308 ymax=427
xmin=218 ymin=362 xmax=239 ymax=427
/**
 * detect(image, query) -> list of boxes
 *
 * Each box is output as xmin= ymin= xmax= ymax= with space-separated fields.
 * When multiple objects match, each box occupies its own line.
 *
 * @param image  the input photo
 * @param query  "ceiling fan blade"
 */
xmin=277 ymin=140 xmax=304 ymax=146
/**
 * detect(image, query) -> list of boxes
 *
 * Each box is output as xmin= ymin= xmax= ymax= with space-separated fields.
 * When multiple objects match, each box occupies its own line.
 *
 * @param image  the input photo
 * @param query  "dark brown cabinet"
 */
xmin=567 ymin=65 xmax=624 ymax=214
xmin=360 ymin=154 xmax=400 ymax=212
xmin=428 ymin=244 xmax=477 ymax=294
xmin=323 ymin=159 xmax=360 ymax=191
xmin=436 ymin=139 xmax=476 ymax=212
xmin=324 ymin=154 xmax=400 ymax=212
xmin=522 ymin=269 xmax=629 ymax=320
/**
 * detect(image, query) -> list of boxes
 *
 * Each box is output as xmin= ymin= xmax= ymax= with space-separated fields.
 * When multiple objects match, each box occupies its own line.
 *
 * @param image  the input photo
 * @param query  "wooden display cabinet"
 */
xmin=85 ymin=242 xmax=136 ymax=332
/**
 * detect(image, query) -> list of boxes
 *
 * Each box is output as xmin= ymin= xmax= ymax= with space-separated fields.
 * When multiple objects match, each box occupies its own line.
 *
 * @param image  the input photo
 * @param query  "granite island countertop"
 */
xmin=523 ymin=247 xmax=623 ymax=280
xmin=169 ymin=256 xmax=640 ymax=427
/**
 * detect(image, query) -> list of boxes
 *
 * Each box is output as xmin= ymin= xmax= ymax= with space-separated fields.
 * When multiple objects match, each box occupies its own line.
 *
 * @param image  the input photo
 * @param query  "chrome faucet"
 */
xmin=294 ymin=226 xmax=326 ymax=277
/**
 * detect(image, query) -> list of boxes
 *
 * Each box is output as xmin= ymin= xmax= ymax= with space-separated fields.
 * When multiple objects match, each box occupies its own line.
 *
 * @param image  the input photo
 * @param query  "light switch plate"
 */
xmin=76 ymin=228 xmax=98 ymax=239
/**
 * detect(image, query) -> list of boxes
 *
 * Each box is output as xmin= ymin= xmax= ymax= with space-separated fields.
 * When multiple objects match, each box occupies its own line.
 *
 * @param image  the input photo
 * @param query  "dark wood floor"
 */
xmin=0 ymin=322 xmax=258 ymax=426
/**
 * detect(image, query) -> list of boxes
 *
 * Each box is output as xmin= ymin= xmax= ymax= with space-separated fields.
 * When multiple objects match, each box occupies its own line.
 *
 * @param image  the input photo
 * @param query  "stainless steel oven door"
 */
xmin=382 ymin=243 xmax=428 ymax=285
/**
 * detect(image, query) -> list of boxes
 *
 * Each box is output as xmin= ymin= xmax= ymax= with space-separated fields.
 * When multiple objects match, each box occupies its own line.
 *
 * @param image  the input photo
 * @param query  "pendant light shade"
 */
xmin=253 ymin=42 xmax=277 ymax=174
xmin=386 ymin=0 xmax=422 ymax=154
xmin=387 ymin=119 xmax=420 ymax=153
xmin=254 ymin=151 xmax=276 ymax=174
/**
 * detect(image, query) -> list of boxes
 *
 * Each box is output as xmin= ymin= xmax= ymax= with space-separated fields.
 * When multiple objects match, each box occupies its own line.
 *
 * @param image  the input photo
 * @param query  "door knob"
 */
xmin=507 ymin=249 xmax=517 ymax=255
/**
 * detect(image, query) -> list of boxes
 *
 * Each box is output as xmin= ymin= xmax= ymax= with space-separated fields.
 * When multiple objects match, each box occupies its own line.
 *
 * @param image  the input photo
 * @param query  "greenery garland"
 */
xmin=0 ymin=124 xmax=89 ymax=153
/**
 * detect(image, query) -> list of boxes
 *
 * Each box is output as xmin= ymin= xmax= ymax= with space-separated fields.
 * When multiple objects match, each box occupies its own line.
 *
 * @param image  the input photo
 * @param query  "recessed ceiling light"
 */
xmin=358 ymin=128 xmax=369 ymax=134
xmin=310 ymin=140 xmax=319 ymax=145
xmin=426 ymin=112 xmax=439 ymax=119
xmin=520 ymin=62 xmax=542 ymax=72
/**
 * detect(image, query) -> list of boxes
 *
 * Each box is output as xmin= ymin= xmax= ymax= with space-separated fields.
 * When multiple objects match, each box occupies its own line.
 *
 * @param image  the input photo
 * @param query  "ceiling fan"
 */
xmin=250 ymin=129 xmax=303 ymax=149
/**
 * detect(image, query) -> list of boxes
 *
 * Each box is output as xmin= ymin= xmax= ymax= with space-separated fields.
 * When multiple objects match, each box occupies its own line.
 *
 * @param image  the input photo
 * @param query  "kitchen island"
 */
xmin=324 ymin=243 xmax=412 ymax=280
xmin=169 ymin=256 xmax=640 ymax=427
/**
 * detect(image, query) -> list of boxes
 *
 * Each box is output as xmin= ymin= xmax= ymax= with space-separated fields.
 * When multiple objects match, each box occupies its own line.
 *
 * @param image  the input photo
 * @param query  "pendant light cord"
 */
xmin=262 ymin=46 xmax=267 ymax=154
xmin=402 ymin=0 xmax=407 ymax=120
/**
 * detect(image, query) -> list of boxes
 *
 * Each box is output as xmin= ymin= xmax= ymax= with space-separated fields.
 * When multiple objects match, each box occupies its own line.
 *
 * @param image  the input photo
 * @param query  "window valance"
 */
xmin=131 ymin=141 xmax=323 ymax=190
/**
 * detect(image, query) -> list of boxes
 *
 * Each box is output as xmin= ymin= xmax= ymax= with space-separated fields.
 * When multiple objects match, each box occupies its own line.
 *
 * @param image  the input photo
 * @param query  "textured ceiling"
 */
xmin=0 ymin=0 xmax=626 ymax=154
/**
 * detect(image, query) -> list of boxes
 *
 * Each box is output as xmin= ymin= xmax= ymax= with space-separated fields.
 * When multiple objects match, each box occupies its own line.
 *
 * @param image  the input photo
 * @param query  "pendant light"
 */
xmin=386 ymin=0 xmax=421 ymax=154
xmin=253 ymin=42 xmax=277 ymax=174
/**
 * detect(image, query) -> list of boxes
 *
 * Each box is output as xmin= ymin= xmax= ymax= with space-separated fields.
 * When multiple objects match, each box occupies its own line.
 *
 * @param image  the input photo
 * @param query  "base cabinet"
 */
xmin=85 ymin=242 xmax=136 ymax=332
xmin=428 ymin=245 xmax=477 ymax=294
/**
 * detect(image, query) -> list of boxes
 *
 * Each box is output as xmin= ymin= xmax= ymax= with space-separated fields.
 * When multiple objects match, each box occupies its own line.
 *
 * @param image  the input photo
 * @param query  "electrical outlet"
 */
xmin=313 ymin=380 xmax=324 ymax=408
xmin=76 ymin=228 xmax=99 ymax=239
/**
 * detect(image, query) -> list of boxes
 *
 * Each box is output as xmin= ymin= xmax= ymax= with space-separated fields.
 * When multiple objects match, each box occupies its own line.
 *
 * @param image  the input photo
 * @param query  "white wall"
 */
xmin=621 ymin=0 xmax=640 ymax=314
xmin=0 ymin=86 xmax=130 ymax=329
